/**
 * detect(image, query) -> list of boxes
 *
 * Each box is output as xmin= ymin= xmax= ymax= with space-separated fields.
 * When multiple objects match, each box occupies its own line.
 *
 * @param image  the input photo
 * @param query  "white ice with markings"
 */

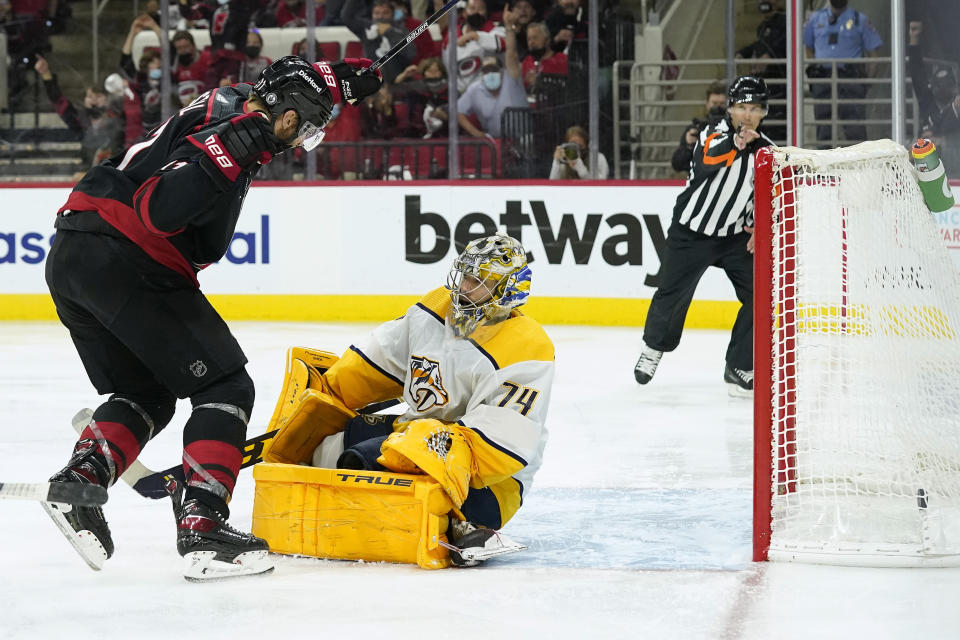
xmin=1 ymin=322 xmax=958 ymax=639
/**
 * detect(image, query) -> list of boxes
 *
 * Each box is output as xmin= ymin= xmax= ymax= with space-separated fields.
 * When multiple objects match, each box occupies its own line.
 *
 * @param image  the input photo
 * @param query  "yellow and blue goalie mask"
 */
xmin=446 ymin=234 xmax=532 ymax=337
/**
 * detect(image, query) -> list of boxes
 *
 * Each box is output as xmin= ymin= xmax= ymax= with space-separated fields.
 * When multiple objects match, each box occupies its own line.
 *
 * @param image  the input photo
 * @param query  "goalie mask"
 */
xmin=446 ymin=234 xmax=532 ymax=337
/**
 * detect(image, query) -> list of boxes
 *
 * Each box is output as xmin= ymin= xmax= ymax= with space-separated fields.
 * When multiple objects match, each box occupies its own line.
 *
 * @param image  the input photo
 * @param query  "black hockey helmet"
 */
xmin=253 ymin=55 xmax=334 ymax=150
xmin=728 ymin=75 xmax=769 ymax=108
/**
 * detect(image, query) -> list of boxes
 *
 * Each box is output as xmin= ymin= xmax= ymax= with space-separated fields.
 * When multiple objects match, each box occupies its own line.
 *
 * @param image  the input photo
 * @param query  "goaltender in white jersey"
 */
xmin=263 ymin=233 xmax=554 ymax=565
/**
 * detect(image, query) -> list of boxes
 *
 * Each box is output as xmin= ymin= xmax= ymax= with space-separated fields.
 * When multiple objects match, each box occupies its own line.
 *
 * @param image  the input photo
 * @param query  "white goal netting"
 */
xmin=760 ymin=140 xmax=960 ymax=566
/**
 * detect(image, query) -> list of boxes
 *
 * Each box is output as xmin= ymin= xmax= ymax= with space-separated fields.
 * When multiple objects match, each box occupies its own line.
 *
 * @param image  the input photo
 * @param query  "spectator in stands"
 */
xmin=342 ymin=0 xmax=415 ymax=84
xmin=34 ymin=55 xmax=124 ymax=168
xmin=172 ymin=30 xmax=213 ymax=86
xmin=907 ymin=20 xmax=960 ymax=177
xmin=803 ymin=0 xmax=882 ymax=145
xmin=104 ymin=72 xmax=144 ymax=148
xmin=509 ymin=0 xmax=536 ymax=60
xmin=362 ymin=85 xmax=402 ymax=139
xmin=545 ymin=0 xmax=585 ymax=54
xmin=908 ymin=21 xmax=960 ymax=138
xmin=391 ymin=0 xmax=436 ymax=62
xmin=456 ymin=9 xmax=524 ymax=140
xmin=520 ymin=21 xmax=567 ymax=99
xmin=549 ymin=125 xmax=608 ymax=180
xmin=670 ymin=81 xmax=727 ymax=173
xmin=238 ymin=29 xmax=272 ymax=83
xmin=120 ymin=16 xmax=166 ymax=133
xmin=393 ymin=56 xmax=450 ymax=138
xmin=178 ymin=79 xmax=205 ymax=105
xmin=737 ymin=4 xmax=786 ymax=142
xmin=275 ymin=0 xmax=325 ymax=27
xmin=442 ymin=0 xmax=505 ymax=93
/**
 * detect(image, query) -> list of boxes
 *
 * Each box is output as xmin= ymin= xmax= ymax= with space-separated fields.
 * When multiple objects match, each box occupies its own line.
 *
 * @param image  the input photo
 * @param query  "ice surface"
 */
xmin=1 ymin=322 xmax=958 ymax=639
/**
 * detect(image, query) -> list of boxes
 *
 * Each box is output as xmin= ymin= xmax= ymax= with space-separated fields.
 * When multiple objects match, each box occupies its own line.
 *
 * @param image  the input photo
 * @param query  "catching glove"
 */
xmin=330 ymin=57 xmax=383 ymax=105
xmin=191 ymin=112 xmax=284 ymax=189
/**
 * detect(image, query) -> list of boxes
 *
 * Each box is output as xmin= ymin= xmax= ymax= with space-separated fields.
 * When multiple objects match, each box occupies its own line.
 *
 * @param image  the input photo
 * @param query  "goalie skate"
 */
xmin=442 ymin=521 xmax=526 ymax=567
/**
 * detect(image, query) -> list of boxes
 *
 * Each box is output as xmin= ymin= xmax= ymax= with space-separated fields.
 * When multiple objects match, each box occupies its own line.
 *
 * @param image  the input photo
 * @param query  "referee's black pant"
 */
xmin=642 ymin=222 xmax=754 ymax=372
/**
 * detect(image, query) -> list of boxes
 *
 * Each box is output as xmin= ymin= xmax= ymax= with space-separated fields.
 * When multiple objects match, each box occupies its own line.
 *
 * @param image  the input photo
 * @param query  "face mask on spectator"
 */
xmin=331 ymin=103 xmax=341 ymax=120
xmin=393 ymin=8 xmax=404 ymax=22
xmin=148 ymin=68 xmax=162 ymax=81
xmin=466 ymin=13 xmax=486 ymax=29
xmin=529 ymin=47 xmax=546 ymax=59
xmin=708 ymin=105 xmax=726 ymax=118
xmin=483 ymin=71 xmax=502 ymax=91
xmin=424 ymin=78 xmax=446 ymax=93
xmin=828 ymin=0 xmax=847 ymax=9
xmin=245 ymin=45 xmax=261 ymax=59
xmin=85 ymin=106 xmax=105 ymax=119
xmin=178 ymin=53 xmax=194 ymax=67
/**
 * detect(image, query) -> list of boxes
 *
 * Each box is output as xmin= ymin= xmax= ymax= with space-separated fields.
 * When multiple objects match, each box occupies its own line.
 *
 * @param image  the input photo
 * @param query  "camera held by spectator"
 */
xmin=550 ymin=125 xmax=608 ymax=180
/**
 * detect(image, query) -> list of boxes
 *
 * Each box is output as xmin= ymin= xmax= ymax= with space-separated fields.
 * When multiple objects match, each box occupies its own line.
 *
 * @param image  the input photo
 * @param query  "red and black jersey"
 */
xmin=56 ymin=84 xmax=261 ymax=287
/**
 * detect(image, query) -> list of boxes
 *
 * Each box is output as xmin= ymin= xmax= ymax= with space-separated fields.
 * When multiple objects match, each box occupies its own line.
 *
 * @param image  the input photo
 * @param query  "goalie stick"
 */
xmin=71 ymin=398 xmax=403 ymax=500
xmin=0 ymin=480 xmax=108 ymax=507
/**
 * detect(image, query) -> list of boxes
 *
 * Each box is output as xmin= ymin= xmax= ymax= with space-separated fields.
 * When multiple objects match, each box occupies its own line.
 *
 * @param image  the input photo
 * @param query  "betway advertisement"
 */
xmin=0 ymin=184 xmax=721 ymax=299
xmin=3 ymin=183 xmax=960 ymax=299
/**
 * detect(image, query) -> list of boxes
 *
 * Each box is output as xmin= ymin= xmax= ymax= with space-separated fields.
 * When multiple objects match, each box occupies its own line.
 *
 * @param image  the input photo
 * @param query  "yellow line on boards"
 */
xmin=0 ymin=294 xmax=741 ymax=328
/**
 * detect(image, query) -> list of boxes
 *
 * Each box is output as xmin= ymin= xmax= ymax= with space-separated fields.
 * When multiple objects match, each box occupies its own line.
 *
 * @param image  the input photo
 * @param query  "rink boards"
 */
xmin=3 ymin=181 xmax=960 ymax=326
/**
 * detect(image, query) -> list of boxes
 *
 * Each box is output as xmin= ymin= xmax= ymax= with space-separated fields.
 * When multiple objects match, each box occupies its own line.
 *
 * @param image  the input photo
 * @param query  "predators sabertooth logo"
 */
xmin=408 ymin=355 xmax=449 ymax=412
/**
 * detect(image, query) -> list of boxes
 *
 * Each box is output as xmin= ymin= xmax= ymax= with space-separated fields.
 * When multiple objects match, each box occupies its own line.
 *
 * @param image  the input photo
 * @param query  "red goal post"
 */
xmin=752 ymin=141 xmax=960 ymax=567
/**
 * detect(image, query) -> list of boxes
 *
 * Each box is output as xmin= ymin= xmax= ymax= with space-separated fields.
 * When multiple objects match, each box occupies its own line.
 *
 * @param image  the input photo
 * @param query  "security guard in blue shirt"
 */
xmin=803 ymin=0 xmax=883 ymax=145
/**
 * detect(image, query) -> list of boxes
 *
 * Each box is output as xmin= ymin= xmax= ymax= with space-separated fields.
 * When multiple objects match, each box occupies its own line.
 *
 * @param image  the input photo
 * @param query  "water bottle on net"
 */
xmin=911 ymin=138 xmax=956 ymax=213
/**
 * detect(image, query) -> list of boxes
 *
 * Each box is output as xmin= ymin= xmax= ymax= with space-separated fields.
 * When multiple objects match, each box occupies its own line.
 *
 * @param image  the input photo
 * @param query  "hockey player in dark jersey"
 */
xmin=634 ymin=76 xmax=773 ymax=398
xmin=41 ymin=55 xmax=381 ymax=581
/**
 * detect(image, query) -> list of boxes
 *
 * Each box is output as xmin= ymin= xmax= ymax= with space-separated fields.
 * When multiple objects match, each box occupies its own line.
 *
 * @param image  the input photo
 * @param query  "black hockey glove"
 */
xmin=330 ymin=57 xmax=383 ymax=105
xmin=192 ymin=112 xmax=284 ymax=189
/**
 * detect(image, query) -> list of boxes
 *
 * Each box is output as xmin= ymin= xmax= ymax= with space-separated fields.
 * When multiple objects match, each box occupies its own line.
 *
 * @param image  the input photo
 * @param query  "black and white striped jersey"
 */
xmin=672 ymin=118 xmax=773 ymax=237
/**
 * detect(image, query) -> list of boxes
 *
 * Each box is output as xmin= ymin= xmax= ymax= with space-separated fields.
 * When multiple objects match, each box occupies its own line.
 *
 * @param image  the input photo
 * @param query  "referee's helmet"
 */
xmin=728 ymin=76 xmax=769 ymax=108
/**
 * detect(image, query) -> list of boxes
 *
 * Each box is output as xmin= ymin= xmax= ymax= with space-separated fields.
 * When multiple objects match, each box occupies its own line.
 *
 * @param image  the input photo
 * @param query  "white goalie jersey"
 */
xmin=349 ymin=287 xmax=555 ymax=495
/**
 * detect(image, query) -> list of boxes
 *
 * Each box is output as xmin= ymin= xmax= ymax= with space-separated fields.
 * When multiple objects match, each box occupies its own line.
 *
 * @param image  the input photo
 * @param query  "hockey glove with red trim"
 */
xmin=320 ymin=57 xmax=383 ymax=105
xmin=190 ymin=112 xmax=284 ymax=189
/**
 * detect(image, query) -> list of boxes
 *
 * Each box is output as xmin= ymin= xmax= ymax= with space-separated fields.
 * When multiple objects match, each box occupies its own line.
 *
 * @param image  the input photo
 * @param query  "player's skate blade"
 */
xmin=41 ymin=501 xmax=109 ymax=570
xmin=182 ymin=549 xmax=275 ymax=582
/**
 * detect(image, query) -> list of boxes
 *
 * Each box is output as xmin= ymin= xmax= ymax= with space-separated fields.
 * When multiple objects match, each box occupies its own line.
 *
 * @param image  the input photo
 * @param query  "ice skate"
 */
xmin=443 ymin=520 xmax=526 ymax=567
xmin=176 ymin=497 xmax=274 ymax=581
xmin=634 ymin=343 xmax=663 ymax=384
xmin=724 ymin=364 xmax=753 ymax=398
xmin=41 ymin=439 xmax=114 ymax=571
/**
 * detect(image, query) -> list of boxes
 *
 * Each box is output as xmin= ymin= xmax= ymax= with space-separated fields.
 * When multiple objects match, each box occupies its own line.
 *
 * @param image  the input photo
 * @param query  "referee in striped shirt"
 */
xmin=634 ymin=76 xmax=772 ymax=397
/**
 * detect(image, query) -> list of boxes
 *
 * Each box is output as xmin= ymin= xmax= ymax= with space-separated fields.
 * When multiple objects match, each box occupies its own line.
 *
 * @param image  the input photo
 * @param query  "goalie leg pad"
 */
xmin=377 ymin=419 xmax=474 ymax=507
xmin=252 ymin=464 xmax=456 ymax=569
xmin=265 ymin=351 xmax=331 ymax=433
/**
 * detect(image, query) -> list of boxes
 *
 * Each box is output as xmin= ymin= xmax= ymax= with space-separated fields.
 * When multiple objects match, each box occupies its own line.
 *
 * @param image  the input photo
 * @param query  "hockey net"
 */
xmin=753 ymin=140 xmax=960 ymax=567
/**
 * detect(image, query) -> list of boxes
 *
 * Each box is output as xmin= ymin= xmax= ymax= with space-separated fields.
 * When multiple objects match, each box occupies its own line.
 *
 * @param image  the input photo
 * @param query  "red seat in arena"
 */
xmin=317 ymin=42 xmax=341 ymax=61
xmin=344 ymin=41 xmax=364 ymax=59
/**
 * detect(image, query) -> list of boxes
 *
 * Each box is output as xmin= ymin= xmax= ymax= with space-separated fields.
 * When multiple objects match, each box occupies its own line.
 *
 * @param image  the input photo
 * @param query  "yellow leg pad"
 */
xmin=266 ymin=347 xmax=339 ymax=433
xmin=263 ymin=389 xmax=356 ymax=465
xmin=252 ymin=463 xmax=455 ymax=569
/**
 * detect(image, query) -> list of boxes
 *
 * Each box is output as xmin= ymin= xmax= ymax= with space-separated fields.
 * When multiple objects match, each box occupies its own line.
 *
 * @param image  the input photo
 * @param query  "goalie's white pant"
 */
xmin=312 ymin=432 xmax=345 ymax=468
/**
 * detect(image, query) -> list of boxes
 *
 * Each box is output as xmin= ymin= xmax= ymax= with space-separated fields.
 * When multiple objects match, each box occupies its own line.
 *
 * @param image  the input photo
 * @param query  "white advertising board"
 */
xmin=3 ymin=183 xmax=960 ymax=301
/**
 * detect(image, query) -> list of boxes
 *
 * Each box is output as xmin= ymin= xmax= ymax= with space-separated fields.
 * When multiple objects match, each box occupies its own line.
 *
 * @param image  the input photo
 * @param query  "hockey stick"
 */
xmin=0 ymin=481 xmax=107 ymax=506
xmin=367 ymin=0 xmax=460 ymax=74
xmin=71 ymin=397 xmax=403 ymax=500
